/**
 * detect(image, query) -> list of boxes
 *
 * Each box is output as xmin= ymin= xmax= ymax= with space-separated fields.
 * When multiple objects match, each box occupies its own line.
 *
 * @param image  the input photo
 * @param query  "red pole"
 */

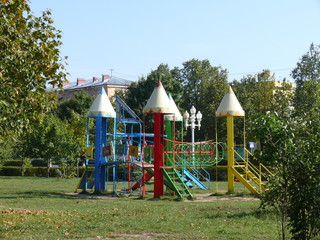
xmin=142 ymin=114 xmax=146 ymax=196
xmin=154 ymin=112 xmax=164 ymax=197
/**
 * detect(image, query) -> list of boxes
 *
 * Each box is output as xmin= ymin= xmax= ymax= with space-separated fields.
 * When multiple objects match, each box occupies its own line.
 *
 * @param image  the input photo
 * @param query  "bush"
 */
xmin=0 ymin=166 xmax=86 ymax=177
xmin=0 ymin=166 xmax=22 ymax=176
xmin=3 ymin=160 xmax=23 ymax=166
xmin=31 ymin=159 xmax=47 ymax=167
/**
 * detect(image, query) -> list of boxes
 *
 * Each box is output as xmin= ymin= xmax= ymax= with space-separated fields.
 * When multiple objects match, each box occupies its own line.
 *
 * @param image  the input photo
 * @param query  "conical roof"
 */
xmin=88 ymin=87 xmax=116 ymax=118
xmin=216 ymin=86 xmax=245 ymax=117
xmin=143 ymin=81 xmax=173 ymax=114
xmin=165 ymin=93 xmax=182 ymax=121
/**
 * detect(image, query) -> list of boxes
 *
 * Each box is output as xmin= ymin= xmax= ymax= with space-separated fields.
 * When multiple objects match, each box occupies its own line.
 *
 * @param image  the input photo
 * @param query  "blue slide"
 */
xmin=183 ymin=169 xmax=208 ymax=190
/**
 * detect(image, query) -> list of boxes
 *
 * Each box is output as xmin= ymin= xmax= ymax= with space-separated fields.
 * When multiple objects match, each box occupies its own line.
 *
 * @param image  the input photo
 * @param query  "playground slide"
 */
xmin=130 ymin=161 xmax=194 ymax=189
xmin=75 ymin=168 xmax=95 ymax=192
xmin=183 ymin=169 xmax=208 ymax=190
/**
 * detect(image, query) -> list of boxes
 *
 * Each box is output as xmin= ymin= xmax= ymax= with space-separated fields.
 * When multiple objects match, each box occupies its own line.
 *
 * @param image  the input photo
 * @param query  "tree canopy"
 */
xmin=123 ymin=59 xmax=228 ymax=141
xmin=292 ymin=43 xmax=320 ymax=117
xmin=231 ymin=69 xmax=294 ymax=141
xmin=0 ymin=0 xmax=67 ymax=140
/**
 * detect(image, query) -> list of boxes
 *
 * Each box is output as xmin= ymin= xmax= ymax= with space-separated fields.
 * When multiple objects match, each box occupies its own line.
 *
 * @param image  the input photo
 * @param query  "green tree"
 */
xmin=178 ymin=59 xmax=229 ymax=141
xmin=0 ymin=0 xmax=67 ymax=140
xmin=124 ymin=64 xmax=183 ymax=132
xmin=55 ymin=91 xmax=94 ymax=160
xmin=55 ymin=91 xmax=94 ymax=121
xmin=0 ymin=139 xmax=15 ymax=165
xmin=292 ymin=43 xmax=320 ymax=116
xmin=20 ymin=114 xmax=80 ymax=171
xmin=253 ymin=112 xmax=320 ymax=240
xmin=231 ymin=69 xmax=294 ymax=141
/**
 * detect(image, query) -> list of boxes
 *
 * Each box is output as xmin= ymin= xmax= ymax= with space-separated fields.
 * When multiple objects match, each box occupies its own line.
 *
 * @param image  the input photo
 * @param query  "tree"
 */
xmin=253 ymin=112 xmax=320 ymax=240
xmin=292 ymin=44 xmax=320 ymax=116
xmin=0 ymin=0 xmax=67 ymax=140
xmin=20 ymin=114 xmax=81 ymax=176
xmin=231 ymin=69 xmax=294 ymax=141
xmin=54 ymin=91 xmax=94 ymax=161
xmin=178 ymin=59 xmax=229 ymax=141
xmin=123 ymin=64 xmax=184 ymax=132
xmin=55 ymin=90 xmax=94 ymax=121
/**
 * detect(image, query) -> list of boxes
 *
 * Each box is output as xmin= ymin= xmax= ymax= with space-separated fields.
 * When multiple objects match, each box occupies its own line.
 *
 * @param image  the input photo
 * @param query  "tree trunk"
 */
xmin=47 ymin=159 xmax=51 ymax=178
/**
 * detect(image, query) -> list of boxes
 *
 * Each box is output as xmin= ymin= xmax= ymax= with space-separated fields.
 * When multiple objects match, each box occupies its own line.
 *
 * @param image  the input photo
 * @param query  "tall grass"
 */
xmin=0 ymin=177 xmax=280 ymax=239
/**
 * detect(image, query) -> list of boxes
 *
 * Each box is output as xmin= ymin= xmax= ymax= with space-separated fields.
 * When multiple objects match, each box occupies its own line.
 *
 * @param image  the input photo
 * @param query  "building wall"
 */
xmin=58 ymin=85 xmax=128 ymax=101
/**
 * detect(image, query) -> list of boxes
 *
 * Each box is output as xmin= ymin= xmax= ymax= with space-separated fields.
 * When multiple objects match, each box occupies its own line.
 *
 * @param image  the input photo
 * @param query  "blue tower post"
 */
xmin=88 ymin=87 xmax=116 ymax=193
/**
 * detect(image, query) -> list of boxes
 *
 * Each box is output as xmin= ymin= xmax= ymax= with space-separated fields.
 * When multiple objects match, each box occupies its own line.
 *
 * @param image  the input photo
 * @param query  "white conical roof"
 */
xmin=88 ymin=87 xmax=116 ymax=118
xmin=165 ymin=93 xmax=182 ymax=121
xmin=143 ymin=81 xmax=173 ymax=114
xmin=216 ymin=86 xmax=245 ymax=117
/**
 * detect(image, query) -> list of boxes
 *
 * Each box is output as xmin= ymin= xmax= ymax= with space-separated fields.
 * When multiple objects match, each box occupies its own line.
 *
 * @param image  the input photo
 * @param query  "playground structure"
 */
xmin=76 ymin=82 xmax=272 ymax=199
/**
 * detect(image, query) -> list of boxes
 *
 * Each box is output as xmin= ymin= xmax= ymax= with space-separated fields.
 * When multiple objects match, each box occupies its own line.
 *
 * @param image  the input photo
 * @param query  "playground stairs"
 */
xmin=162 ymin=167 xmax=194 ymax=200
xmin=183 ymin=169 xmax=208 ymax=190
xmin=232 ymin=148 xmax=273 ymax=194
xmin=130 ymin=162 xmax=194 ymax=200
xmin=75 ymin=167 xmax=95 ymax=192
xmin=166 ymin=153 xmax=208 ymax=190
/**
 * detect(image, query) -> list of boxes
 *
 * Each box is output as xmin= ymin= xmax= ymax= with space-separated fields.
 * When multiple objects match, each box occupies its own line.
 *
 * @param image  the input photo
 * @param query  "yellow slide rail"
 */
xmin=232 ymin=147 xmax=273 ymax=193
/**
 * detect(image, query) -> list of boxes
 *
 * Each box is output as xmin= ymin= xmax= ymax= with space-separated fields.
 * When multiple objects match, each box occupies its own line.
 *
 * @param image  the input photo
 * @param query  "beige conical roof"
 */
xmin=88 ymin=87 xmax=116 ymax=118
xmin=143 ymin=81 xmax=173 ymax=114
xmin=165 ymin=93 xmax=182 ymax=121
xmin=216 ymin=86 xmax=245 ymax=117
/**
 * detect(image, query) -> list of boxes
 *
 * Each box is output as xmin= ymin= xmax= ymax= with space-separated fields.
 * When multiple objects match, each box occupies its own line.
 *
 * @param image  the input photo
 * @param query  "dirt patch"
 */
xmin=190 ymin=193 xmax=259 ymax=202
xmin=82 ymin=232 xmax=169 ymax=239
xmin=65 ymin=192 xmax=259 ymax=202
xmin=105 ymin=232 xmax=169 ymax=239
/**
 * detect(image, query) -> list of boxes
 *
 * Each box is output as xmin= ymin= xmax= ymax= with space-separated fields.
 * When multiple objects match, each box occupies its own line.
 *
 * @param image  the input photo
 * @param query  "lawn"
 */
xmin=0 ymin=177 xmax=280 ymax=239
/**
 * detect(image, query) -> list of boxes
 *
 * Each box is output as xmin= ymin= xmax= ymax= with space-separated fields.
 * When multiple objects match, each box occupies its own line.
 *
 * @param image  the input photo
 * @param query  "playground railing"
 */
xmin=233 ymin=147 xmax=273 ymax=192
xmin=164 ymin=139 xmax=227 ymax=167
xmin=243 ymin=148 xmax=273 ymax=178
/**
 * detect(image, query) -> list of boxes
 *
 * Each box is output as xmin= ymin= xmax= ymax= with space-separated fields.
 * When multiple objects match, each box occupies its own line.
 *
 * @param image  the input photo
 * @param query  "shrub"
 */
xmin=31 ymin=159 xmax=47 ymax=167
xmin=3 ymin=160 xmax=23 ymax=166
xmin=0 ymin=166 xmax=86 ymax=177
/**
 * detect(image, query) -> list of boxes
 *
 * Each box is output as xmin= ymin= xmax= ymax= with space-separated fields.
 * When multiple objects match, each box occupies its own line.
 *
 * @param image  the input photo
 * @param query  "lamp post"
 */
xmin=183 ymin=106 xmax=202 ymax=153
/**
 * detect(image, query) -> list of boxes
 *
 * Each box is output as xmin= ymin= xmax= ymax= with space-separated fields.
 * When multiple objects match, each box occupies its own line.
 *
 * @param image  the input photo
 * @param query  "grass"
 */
xmin=0 ymin=177 xmax=281 ymax=239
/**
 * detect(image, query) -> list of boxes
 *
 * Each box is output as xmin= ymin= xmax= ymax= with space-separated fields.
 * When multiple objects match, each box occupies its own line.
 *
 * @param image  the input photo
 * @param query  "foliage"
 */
xmin=0 ymin=166 xmax=85 ymax=177
xmin=19 ymin=114 xmax=81 ymax=165
xmin=0 ymin=139 xmax=16 ymax=165
xmin=123 ymin=59 xmax=228 ymax=141
xmin=292 ymin=43 xmax=320 ymax=116
xmin=124 ymin=64 xmax=184 ymax=132
xmin=178 ymin=59 xmax=229 ymax=141
xmin=253 ymin=112 xmax=320 ymax=240
xmin=125 ymin=63 xmax=183 ymax=116
xmin=0 ymin=0 xmax=67 ymax=139
xmin=55 ymin=90 xmax=94 ymax=121
xmin=16 ymin=92 xmax=93 ymax=171
xmin=231 ymin=69 xmax=294 ymax=141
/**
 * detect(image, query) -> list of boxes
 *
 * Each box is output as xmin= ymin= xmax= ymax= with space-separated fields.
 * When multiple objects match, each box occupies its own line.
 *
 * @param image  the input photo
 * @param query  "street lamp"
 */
xmin=183 ymin=106 xmax=202 ymax=152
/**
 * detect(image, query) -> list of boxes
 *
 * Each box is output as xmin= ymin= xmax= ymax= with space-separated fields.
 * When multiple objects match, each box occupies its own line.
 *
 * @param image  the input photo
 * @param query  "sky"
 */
xmin=29 ymin=0 xmax=320 ymax=82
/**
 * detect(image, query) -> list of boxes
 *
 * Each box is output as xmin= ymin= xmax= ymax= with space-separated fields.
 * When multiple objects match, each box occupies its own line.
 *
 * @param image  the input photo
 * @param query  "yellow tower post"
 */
xmin=227 ymin=115 xmax=235 ymax=192
xmin=216 ymin=86 xmax=244 ymax=193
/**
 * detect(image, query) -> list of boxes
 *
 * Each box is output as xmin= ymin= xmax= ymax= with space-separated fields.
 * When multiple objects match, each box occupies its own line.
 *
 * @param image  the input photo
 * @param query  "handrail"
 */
xmin=232 ymin=147 xmax=273 ymax=193
xmin=244 ymin=148 xmax=273 ymax=177
xmin=164 ymin=138 xmax=216 ymax=145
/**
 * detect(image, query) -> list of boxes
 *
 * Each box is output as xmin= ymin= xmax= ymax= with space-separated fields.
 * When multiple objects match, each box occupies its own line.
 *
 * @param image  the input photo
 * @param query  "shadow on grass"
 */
xmin=205 ymin=208 xmax=276 ymax=220
xmin=0 ymin=191 xmax=91 ymax=200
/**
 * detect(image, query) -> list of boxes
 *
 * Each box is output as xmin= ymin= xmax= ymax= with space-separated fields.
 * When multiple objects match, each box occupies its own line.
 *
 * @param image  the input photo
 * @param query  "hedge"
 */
xmin=0 ymin=165 xmax=229 ymax=181
xmin=0 ymin=166 xmax=86 ymax=177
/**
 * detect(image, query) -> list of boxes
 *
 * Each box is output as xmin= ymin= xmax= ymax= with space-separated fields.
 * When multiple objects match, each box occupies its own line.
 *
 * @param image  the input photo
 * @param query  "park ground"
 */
xmin=1 ymin=177 xmax=281 ymax=239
